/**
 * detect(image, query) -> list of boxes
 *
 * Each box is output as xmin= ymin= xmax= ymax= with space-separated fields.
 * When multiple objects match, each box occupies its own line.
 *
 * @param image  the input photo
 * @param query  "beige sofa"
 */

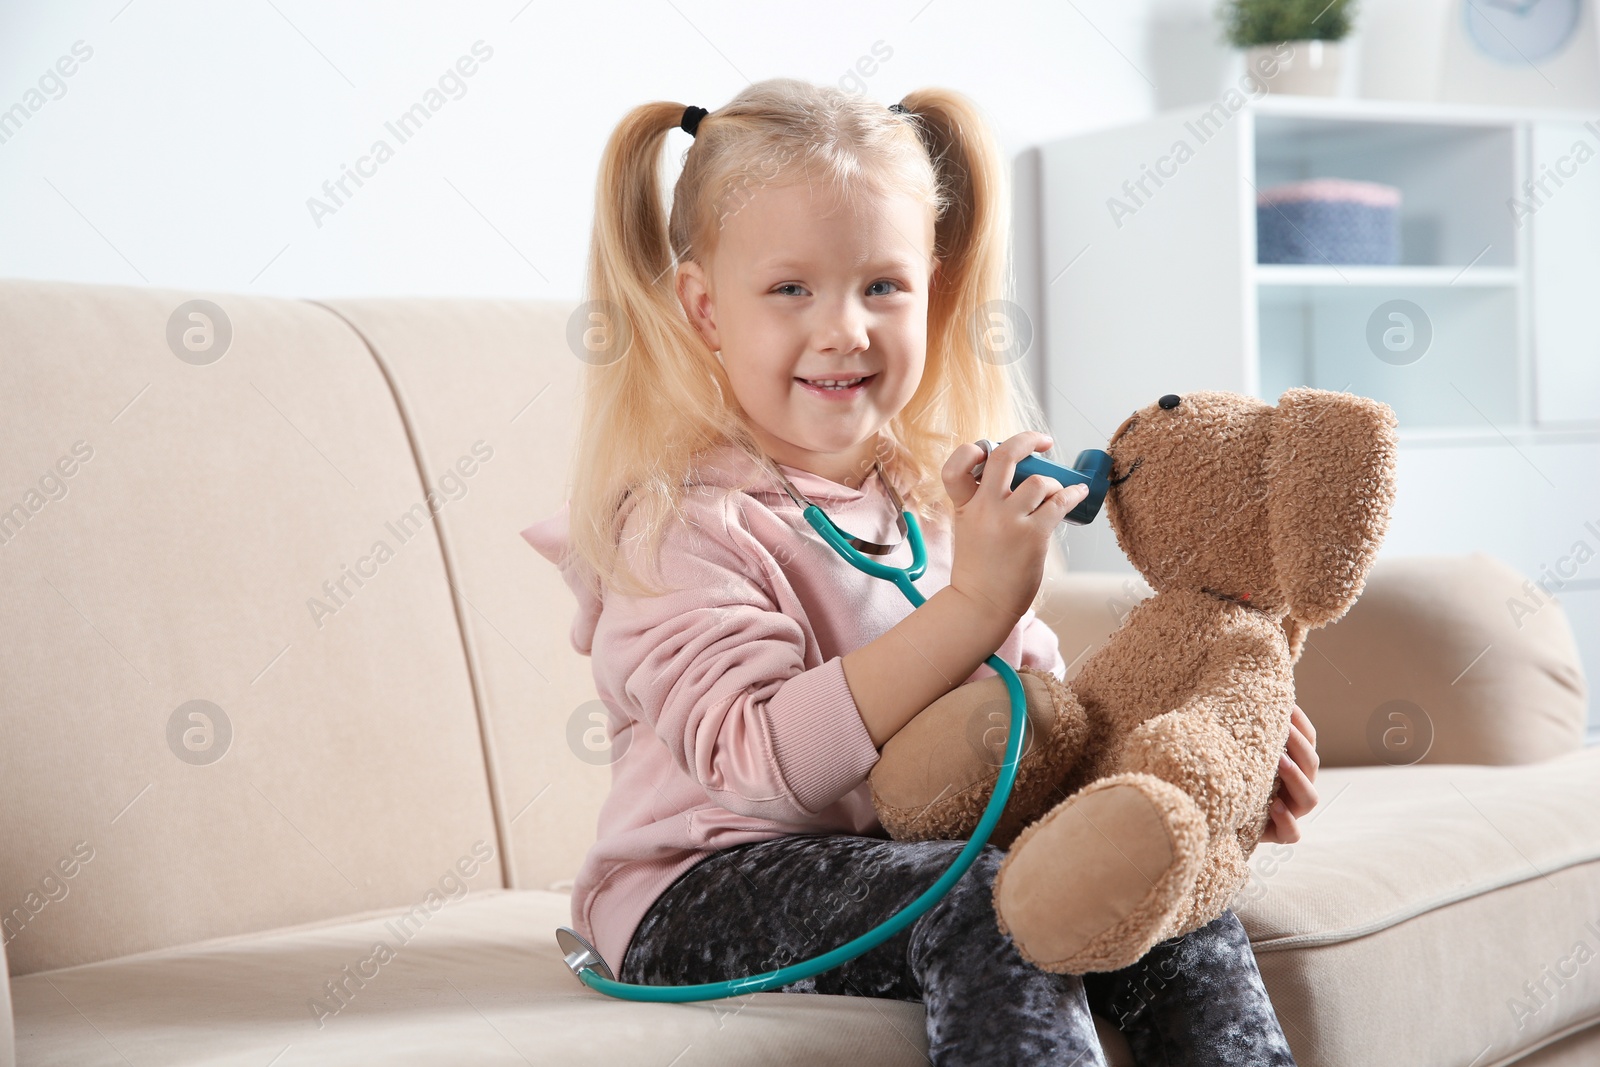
xmin=2 ymin=276 xmax=1597 ymax=1066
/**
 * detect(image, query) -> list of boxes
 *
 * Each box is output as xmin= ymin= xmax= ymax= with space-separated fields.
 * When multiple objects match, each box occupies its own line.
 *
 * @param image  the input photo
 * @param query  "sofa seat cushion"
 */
xmin=1234 ymin=746 xmax=1600 ymax=1066
xmin=18 ymin=745 xmax=1599 ymax=1066
xmin=11 ymin=888 xmax=1134 ymax=1065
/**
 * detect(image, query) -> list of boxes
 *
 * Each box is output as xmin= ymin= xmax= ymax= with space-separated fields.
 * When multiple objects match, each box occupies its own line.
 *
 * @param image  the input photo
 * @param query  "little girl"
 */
xmin=523 ymin=78 xmax=1314 ymax=1066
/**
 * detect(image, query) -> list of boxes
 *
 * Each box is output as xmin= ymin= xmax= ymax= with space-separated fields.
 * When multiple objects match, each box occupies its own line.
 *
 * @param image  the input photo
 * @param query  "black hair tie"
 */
xmin=680 ymin=101 xmax=912 ymax=140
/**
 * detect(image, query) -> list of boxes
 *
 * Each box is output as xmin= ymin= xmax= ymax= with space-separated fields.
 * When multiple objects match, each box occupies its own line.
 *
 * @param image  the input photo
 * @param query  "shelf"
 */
xmin=1038 ymin=99 xmax=1596 ymax=438
xmin=1396 ymin=423 xmax=1600 ymax=445
xmin=1242 ymin=94 xmax=1600 ymax=128
xmin=1253 ymin=114 xmax=1517 ymax=269
xmin=1254 ymin=264 xmax=1521 ymax=287
xmin=1257 ymin=281 xmax=1521 ymax=428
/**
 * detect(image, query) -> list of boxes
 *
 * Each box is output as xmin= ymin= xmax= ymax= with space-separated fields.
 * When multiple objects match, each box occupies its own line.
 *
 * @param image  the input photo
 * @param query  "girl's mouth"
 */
xmin=795 ymin=374 xmax=877 ymax=399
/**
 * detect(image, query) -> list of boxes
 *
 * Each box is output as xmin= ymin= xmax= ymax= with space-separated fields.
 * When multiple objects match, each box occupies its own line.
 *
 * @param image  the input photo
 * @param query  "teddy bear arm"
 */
xmin=1198 ymin=625 xmax=1297 ymax=753
xmin=869 ymin=667 xmax=1088 ymax=844
xmin=1121 ymin=626 xmax=1296 ymax=837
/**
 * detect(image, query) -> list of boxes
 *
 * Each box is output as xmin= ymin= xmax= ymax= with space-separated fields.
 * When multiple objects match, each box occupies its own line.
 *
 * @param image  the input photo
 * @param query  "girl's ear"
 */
xmin=676 ymin=260 xmax=720 ymax=352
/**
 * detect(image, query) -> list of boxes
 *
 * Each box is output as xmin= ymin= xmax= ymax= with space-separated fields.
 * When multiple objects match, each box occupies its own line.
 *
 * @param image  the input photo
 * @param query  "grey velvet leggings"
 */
xmin=619 ymin=833 xmax=1298 ymax=1067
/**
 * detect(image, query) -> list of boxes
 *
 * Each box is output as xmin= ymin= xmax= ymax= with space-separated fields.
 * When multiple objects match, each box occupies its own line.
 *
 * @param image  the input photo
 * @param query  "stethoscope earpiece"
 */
xmin=774 ymin=458 xmax=910 ymax=556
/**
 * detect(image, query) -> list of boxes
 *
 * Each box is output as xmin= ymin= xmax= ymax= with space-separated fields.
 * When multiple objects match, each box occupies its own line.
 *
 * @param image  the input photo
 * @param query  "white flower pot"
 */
xmin=1246 ymin=39 xmax=1345 ymax=96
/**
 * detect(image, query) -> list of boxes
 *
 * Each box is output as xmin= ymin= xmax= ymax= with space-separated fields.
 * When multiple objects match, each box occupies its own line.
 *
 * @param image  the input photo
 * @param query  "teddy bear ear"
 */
xmin=1266 ymin=388 xmax=1399 ymax=629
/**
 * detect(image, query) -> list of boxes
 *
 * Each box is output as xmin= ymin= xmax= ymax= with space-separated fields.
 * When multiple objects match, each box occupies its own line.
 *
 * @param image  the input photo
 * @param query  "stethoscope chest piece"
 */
xmin=557 ymin=925 xmax=615 ymax=983
xmin=970 ymin=440 xmax=1112 ymax=526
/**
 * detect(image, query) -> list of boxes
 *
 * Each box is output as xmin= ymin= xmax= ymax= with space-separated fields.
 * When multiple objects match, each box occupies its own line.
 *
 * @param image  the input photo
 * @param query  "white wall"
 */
xmin=0 ymin=0 xmax=1193 ymax=301
xmin=1 ymin=0 xmax=1259 ymax=431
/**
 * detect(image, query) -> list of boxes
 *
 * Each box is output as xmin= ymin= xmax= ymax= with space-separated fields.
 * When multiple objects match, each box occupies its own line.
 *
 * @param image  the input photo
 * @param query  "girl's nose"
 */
xmin=815 ymin=300 xmax=870 ymax=353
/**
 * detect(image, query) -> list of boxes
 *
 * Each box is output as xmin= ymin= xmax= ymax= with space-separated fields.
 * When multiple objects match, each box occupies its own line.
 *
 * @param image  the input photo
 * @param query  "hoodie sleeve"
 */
xmin=592 ymin=489 xmax=881 ymax=822
xmin=1019 ymin=607 xmax=1069 ymax=681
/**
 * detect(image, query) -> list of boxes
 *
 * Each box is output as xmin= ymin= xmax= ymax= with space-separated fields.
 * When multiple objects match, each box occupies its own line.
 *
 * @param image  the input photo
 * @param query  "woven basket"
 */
xmin=1257 ymin=178 xmax=1400 ymax=265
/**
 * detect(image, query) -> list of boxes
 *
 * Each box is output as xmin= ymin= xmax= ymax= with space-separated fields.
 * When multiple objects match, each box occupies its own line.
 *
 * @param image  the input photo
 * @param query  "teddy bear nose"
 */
xmin=1158 ymin=394 xmax=1181 ymax=410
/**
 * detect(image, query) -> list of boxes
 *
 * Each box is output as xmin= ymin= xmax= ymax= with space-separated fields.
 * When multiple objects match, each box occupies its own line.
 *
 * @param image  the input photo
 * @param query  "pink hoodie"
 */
xmin=520 ymin=441 xmax=1066 ymax=975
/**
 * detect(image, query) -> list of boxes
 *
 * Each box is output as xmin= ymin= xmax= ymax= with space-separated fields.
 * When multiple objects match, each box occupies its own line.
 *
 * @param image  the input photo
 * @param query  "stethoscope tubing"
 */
xmin=573 ymin=499 xmax=1029 ymax=1002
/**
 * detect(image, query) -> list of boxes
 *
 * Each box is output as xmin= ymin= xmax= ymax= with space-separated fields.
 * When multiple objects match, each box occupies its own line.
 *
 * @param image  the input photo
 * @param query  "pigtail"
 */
xmin=569 ymin=102 xmax=741 ymax=600
xmin=885 ymin=91 xmax=1048 ymax=537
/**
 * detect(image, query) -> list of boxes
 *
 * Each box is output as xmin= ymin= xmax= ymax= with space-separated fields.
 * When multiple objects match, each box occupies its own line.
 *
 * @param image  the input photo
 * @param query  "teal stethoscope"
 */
xmin=557 ymin=441 xmax=1113 ymax=1002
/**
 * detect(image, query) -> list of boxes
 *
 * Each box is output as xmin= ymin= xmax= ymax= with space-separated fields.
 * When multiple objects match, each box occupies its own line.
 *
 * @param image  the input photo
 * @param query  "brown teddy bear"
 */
xmin=868 ymin=387 xmax=1398 ymax=974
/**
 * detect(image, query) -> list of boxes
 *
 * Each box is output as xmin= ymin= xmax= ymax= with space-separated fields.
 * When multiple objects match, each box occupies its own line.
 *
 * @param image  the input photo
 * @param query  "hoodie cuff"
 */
xmin=764 ymin=656 xmax=881 ymax=814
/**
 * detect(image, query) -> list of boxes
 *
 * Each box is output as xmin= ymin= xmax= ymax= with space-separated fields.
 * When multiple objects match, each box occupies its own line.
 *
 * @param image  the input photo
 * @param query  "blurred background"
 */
xmin=2 ymin=0 xmax=1197 ymax=301
xmin=4 ymin=0 xmax=1598 ymax=740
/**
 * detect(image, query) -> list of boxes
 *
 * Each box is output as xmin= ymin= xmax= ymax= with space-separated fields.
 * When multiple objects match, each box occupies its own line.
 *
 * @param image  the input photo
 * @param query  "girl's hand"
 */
xmin=1261 ymin=703 xmax=1319 ymax=845
xmin=943 ymin=432 xmax=1089 ymax=626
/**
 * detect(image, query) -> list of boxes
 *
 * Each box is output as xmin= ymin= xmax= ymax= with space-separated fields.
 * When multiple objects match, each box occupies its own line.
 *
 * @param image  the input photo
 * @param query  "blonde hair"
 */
xmin=565 ymin=77 xmax=1051 ymax=599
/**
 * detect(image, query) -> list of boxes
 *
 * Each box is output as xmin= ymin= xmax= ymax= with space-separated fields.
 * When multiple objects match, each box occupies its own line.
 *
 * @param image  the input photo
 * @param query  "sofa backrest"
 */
xmin=1035 ymin=553 xmax=1590 ymax=767
xmin=0 ymin=281 xmax=581 ymax=973
xmin=310 ymin=296 xmax=602 ymax=901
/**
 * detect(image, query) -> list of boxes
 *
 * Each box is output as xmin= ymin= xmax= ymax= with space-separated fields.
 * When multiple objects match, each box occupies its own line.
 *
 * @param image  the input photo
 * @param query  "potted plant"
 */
xmin=1218 ymin=0 xmax=1358 ymax=96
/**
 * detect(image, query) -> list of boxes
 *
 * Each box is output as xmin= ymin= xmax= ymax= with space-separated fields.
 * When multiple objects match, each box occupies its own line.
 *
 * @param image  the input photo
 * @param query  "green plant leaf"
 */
xmin=1216 ymin=0 xmax=1356 ymax=47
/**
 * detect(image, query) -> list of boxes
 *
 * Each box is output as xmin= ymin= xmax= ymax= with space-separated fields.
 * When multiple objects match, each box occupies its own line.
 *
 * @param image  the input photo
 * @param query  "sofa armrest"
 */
xmin=1 ymin=924 xmax=14 ymax=1067
xmin=1296 ymin=553 xmax=1588 ymax=767
xmin=1033 ymin=552 xmax=1590 ymax=768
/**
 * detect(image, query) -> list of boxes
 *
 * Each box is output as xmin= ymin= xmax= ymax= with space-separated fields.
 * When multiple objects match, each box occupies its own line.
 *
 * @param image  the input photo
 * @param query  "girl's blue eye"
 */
xmin=772 ymin=281 xmax=903 ymax=297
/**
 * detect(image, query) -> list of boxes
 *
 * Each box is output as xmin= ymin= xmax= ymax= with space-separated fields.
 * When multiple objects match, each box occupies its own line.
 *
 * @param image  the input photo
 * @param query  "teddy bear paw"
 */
xmin=991 ymin=771 xmax=1209 ymax=974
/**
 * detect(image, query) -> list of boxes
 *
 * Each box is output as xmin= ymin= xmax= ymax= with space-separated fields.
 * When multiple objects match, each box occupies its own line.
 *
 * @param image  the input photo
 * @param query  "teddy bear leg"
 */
xmin=991 ymin=771 xmax=1209 ymax=975
xmin=870 ymin=667 xmax=1089 ymax=848
xmin=1166 ymin=830 xmax=1254 ymax=940
xmin=1121 ymin=709 xmax=1254 ymax=841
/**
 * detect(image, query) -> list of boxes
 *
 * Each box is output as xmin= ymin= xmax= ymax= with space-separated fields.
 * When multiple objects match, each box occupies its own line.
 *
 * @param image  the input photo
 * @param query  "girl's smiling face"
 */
xmin=677 ymin=181 xmax=938 ymax=488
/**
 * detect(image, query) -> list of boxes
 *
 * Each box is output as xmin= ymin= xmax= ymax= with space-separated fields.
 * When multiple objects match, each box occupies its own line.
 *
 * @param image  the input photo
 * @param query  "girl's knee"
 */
xmin=964 ymin=842 xmax=1006 ymax=886
xmin=1139 ymin=908 xmax=1257 ymax=981
xmin=932 ymin=843 xmax=1007 ymax=919
xmin=908 ymin=844 xmax=1011 ymax=966
xmin=1191 ymin=907 xmax=1251 ymax=949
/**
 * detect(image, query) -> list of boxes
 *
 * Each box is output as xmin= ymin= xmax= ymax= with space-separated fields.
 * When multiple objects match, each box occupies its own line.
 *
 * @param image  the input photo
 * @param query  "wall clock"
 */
xmin=1358 ymin=0 xmax=1600 ymax=107
xmin=1464 ymin=0 xmax=1582 ymax=64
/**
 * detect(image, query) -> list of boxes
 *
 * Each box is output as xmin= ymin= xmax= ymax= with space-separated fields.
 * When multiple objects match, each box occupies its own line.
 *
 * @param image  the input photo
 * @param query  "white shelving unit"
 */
xmin=1037 ymin=95 xmax=1600 ymax=732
